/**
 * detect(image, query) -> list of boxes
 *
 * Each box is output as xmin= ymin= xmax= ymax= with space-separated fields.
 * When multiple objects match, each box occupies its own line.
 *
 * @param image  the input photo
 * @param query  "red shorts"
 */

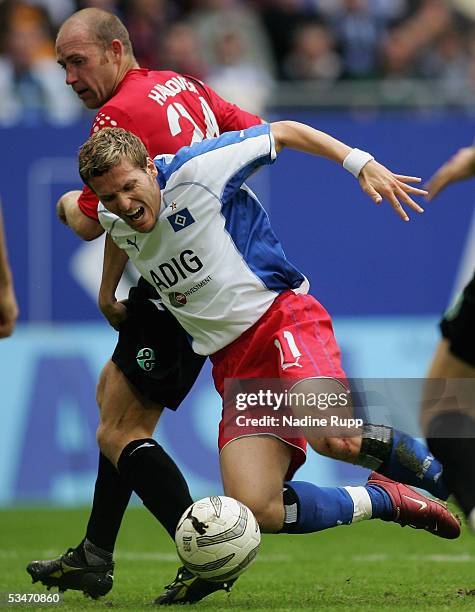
xmin=211 ymin=290 xmax=347 ymax=479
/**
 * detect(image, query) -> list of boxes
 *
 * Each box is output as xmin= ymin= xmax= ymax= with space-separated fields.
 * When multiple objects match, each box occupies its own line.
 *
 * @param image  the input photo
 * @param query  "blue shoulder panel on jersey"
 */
xmin=221 ymin=188 xmax=305 ymax=293
xmin=221 ymin=151 xmax=274 ymax=204
xmin=154 ymin=123 xmax=272 ymax=189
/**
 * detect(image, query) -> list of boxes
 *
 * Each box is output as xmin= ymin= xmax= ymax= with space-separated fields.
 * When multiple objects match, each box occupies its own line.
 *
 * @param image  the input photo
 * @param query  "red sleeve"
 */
xmin=77 ymin=185 xmax=102 ymax=220
xmin=77 ymin=105 xmax=144 ymax=221
xmin=197 ymin=81 xmax=262 ymax=132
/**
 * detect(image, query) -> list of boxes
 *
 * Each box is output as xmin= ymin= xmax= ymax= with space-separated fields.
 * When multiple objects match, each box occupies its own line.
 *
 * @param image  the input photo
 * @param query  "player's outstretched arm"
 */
xmin=0 ymin=203 xmax=18 ymax=338
xmin=98 ymin=234 xmax=129 ymax=330
xmin=426 ymin=146 xmax=475 ymax=201
xmin=56 ymin=190 xmax=104 ymax=240
xmin=271 ymin=120 xmax=427 ymax=221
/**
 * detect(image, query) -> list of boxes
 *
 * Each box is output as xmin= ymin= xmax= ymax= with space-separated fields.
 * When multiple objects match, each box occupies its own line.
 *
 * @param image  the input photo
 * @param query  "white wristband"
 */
xmin=343 ymin=148 xmax=374 ymax=178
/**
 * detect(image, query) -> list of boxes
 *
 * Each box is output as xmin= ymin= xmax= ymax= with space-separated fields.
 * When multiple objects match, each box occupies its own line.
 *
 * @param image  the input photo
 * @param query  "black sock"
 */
xmin=85 ymin=452 xmax=133 ymax=553
xmin=117 ymin=438 xmax=193 ymax=538
xmin=83 ymin=538 xmax=113 ymax=565
xmin=427 ymin=411 xmax=475 ymax=516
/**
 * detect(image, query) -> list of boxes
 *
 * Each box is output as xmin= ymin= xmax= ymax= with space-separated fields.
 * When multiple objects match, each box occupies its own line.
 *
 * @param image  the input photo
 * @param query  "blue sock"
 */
xmin=379 ymin=430 xmax=448 ymax=500
xmin=280 ymin=481 xmax=354 ymax=534
xmin=280 ymin=481 xmax=396 ymax=534
xmin=365 ymin=485 xmax=394 ymax=520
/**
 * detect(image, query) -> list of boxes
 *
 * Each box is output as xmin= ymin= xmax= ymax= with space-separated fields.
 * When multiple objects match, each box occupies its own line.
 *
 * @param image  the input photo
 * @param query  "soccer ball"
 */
xmin=175 ymin=496 xmax=261 ymax=582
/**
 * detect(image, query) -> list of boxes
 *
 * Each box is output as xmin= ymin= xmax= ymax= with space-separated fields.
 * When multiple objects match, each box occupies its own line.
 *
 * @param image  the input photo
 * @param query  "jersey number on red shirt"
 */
xmin=167 ymin=97 xmax=220 ymax=145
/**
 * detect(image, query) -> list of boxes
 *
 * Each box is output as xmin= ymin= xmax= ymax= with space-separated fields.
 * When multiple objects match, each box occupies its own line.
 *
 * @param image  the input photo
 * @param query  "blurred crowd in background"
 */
xmin=1 ymin=0 xmax=475 ymax=123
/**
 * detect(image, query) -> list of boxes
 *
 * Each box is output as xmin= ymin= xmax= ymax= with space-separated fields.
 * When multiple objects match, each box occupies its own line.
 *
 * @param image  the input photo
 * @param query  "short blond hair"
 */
xmin=79 ymin=128 xmax=148 ymax=186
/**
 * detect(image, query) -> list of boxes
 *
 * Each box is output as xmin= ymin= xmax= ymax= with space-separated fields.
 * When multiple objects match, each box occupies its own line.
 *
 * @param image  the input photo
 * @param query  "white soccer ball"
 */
xmin=175 ymin=496 xmax=261 ymax=582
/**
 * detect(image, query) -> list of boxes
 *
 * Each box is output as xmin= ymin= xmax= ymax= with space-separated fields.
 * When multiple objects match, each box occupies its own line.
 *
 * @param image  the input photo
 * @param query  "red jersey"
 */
xmin=78 ymin=69 xmax=262 ymax=220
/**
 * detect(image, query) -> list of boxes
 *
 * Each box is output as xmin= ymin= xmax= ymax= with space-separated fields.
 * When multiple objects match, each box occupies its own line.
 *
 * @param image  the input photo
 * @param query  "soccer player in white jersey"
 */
xmin=76 ymin=124 xmax=460 ymax=554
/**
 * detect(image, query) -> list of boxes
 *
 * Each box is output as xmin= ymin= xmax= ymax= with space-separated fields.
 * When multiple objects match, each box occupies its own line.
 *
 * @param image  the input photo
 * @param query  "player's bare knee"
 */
xmin=96 ymin=425 xmax=129 ymax=466
xmin=249 ymin=499 xmax=284 ymax=533
xmin=231 ymin=494 xmax=283 ymax=533
xmin=96 ymin=412 xmax=124 ymax=450
xmin=96 ymin=423 xmax=114 ymax=458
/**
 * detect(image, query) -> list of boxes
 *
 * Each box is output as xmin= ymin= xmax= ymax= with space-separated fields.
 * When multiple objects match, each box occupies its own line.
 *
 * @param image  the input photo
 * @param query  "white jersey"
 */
xmin=99 ymin=124 xmax=307 ymax=355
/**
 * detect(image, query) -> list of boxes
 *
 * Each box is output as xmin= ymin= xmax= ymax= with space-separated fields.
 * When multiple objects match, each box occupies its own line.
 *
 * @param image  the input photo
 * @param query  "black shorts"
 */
xmin=440 ymin=271 xmax=475 ymax=367
xmin=112 ymin=278 xmax=206 ymax=409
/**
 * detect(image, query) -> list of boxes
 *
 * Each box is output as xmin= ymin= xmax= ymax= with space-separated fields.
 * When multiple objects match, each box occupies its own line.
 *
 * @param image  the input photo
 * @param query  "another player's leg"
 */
xmin=424 ymin=338 xmax=475 ymax=528
xmin=27 ymin=451 xmax=131 ymax=597
xmin=26 ymin=362 xmax=142 ymax=598
xmin=27 ymin=361 xmax=191 ymax=598
xmin=95 ymin=361 xmax=232 ymax=606
xmin=97 ymin=361 xmax=194 ymax=535
xmin=27 ymin=450 xmax=133 ymax=592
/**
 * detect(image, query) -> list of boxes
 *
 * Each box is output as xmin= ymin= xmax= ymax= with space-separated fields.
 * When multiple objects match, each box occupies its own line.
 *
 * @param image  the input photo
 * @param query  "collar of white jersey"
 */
xmin=153 ymin=153 xmax=175 ymax=190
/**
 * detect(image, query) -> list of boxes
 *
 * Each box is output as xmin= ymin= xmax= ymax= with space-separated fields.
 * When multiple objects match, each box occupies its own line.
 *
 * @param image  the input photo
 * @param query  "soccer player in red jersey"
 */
xmin=54 ymin=16 xmax=261 ymax=239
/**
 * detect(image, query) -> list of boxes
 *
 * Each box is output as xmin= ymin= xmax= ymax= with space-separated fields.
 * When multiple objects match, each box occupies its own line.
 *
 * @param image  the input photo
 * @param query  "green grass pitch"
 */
xmin=1 ymin=506 xmax=475 ymax=611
